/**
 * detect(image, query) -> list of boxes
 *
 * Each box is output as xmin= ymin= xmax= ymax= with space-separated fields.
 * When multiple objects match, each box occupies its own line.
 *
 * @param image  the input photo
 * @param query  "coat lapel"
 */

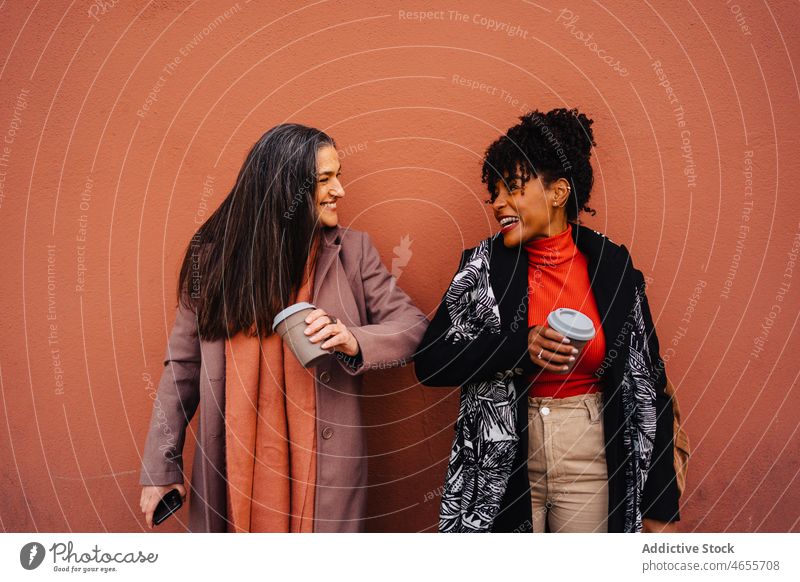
xmin=570 ymin=222 xmax=635 ymax=370
xmin=489 ymin=235 xmax=529 ymax=330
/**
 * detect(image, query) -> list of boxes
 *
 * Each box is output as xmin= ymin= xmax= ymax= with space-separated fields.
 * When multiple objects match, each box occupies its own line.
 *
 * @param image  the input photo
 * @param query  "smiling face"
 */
xmin=315 ymin=145 xmax=344 ymax=227
xmin=491 ymin=167 xmax=571 ymax=246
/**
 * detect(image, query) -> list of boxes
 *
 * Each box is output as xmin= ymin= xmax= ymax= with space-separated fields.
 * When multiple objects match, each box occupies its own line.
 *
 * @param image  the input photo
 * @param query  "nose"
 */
xmin=491 ymin=193 xmax=506 ymax=212
xmin=331 ymin=178 xmax=345 ymax=198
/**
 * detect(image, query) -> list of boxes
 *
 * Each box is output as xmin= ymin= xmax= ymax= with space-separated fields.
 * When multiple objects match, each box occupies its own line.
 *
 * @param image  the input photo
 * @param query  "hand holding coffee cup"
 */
xmin=528 ymin=308 xmax=596 ymax=374
xmin=528 ymin=326 xmax=578 ymax=372
xmin=303 ymin=308 xmax=360 ymax=357
xmin=272 ymin=302 xmax=335 ymax=368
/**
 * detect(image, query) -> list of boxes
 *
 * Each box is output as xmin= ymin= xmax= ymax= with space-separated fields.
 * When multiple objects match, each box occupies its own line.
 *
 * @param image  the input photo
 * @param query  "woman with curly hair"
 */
xmin=415 ymin=108 xmax=682 ymax=533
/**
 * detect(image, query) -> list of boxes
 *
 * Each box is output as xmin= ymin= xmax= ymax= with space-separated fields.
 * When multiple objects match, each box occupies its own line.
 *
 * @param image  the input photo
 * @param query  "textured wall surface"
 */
xmin=0 ymin=0 xmax=798 ymax=533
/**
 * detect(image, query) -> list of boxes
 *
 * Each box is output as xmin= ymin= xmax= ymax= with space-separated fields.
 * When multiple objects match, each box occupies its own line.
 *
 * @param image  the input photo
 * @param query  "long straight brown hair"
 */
xmin=177 ymin=123 xmax=336 ymax=341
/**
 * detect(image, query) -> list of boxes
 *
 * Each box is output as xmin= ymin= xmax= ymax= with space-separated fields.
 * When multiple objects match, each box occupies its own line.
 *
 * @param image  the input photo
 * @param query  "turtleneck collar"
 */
xmin=524 ymin=222 xmax=577 ymax=267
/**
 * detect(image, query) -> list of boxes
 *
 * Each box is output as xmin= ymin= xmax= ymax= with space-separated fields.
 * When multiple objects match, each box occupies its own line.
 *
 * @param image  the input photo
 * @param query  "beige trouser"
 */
xmin=527 ymin=392 xmax=609 ymax=533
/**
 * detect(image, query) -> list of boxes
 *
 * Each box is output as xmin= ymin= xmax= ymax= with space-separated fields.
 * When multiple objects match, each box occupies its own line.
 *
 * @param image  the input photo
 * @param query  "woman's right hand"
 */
xmin=140 ymin=484 xmax=186 ymax=529
xmin=527 ymin=325 xmax=579 ymax=372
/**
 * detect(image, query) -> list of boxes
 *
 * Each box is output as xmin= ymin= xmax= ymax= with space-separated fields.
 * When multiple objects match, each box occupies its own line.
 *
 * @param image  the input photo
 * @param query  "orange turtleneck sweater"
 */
xmin=526 ymin=222 xmax=606 ymax=398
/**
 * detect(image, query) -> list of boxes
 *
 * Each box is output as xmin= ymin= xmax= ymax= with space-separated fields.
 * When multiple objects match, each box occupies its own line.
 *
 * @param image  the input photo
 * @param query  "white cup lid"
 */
xmin=546 ymin=308 xmax=596 ymax=341
xmin=272 ymin=302 xmax=316 ymax=331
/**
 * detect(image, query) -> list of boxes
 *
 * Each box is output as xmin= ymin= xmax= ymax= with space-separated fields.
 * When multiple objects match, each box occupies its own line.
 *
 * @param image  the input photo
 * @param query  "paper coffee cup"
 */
xmin=545 ymin=307 xmax=596 ymax=374
xmin=272 ymin=302 xmax=332 ymax=368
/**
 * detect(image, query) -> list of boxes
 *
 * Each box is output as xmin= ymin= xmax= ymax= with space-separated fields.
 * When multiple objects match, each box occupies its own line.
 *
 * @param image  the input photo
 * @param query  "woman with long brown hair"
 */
xmin=139 ymin=123 xmax=427 ymax=532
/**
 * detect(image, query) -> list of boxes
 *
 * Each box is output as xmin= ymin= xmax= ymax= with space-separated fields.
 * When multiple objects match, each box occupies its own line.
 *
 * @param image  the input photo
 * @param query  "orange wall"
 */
xmin=1 ymin=0 xmax=798 ymax=532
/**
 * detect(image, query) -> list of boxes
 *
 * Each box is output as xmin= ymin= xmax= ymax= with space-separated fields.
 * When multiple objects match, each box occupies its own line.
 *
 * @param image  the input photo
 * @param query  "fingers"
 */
xmin=308 ymin=323 xmax=343 ymax=345
xmin=540 ymin=338 xmax=578 ymax=355
xmin=532 ymin=351 xmax=572 ymax=372
xmin=300 ymin=311 xmax=354 ymax=354
xmin=304 ymin=308 xmax=328 ymax=325
xmin=530 ymin=326 xmax=577 ymax=355
xmin=141 ymin=494 xmax=156 ymax=529
xmin=530 ymin=326 xmax=578 ymax=362
xmin=141 ymin=484 xmax=184 ymax=530
xmin=527 ymin=326 xmax=576 ymax=371
xmin=140 ymin=489 xmax=154 ymax=514
xmin=540 ymin=326 xmax=570 ymax=344
xmin=173 ymin=484 xmax=186 ymax=499
xmin=321 ymin=330 xmax=349 ymax=350
xmin=304 ymin=314 xmax=333 ymax=336
xmin=534 ymin=348 xmax=574 ymax=365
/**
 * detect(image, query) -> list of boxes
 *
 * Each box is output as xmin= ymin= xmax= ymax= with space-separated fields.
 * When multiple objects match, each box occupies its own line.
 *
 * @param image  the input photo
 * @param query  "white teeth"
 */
xmin=500 ymin=216 xmax=519 ymax=226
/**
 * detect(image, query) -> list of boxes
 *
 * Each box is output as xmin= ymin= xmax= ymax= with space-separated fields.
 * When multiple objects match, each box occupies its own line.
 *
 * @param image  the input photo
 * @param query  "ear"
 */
xmin=552 ymin=177 xmax=572 ymax=206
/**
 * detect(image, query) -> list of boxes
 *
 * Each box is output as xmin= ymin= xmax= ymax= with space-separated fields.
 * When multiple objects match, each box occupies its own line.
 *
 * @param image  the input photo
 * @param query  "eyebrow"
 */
xmin=317 ymin=164 xmax=342 ymax=177
xmin=496 ymin=174 xmax=521 ymax=186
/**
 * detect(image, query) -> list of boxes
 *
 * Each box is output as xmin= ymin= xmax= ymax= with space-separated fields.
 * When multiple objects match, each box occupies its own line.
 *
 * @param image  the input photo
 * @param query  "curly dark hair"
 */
xmin=481 ymin=107 xmax=597 ymax=221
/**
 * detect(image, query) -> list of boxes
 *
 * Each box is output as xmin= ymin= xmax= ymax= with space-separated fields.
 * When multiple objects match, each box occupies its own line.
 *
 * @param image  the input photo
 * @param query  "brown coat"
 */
xmin=139 ymin=225 xmax=428 ymax=532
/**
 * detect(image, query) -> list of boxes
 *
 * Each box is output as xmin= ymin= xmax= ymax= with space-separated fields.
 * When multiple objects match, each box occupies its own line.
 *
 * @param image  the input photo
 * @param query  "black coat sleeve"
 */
xmin=413 ymin=250 xmax=540 ymax=387
xmin=635 ymin=269 xmax=681 ymax=522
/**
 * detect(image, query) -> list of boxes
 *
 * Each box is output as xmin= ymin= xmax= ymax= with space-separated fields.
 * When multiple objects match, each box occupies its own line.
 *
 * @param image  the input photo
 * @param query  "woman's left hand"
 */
xmin=642 ymin=518 xmax=678 ymax=533
xmin=304 ymin=308 xmax=360 ymax=357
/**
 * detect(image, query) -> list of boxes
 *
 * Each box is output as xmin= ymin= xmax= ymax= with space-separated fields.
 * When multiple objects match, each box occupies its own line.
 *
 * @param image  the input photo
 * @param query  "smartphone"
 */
xmin=152 ymin=488 xmax=183 ymax=526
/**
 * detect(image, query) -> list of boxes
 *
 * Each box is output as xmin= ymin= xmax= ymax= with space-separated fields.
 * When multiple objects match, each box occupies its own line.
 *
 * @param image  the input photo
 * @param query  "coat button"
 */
xmin=514 ymin=367 xmax=523 ymax=375
xmin=540 ymin=406 xmax=550 ymax=416
xmin=494 ymin=371 xmax=504 ymax=380
xmin=319 ymin=371 xmax=331 ymax=383
xmin=322 ymin=426 xmax=334 ymax=439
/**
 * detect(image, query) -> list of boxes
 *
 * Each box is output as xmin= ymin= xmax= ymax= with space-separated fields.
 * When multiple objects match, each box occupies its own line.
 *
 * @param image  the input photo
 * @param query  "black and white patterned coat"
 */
xmin=414 ymin=222 xmax=680 ymax=533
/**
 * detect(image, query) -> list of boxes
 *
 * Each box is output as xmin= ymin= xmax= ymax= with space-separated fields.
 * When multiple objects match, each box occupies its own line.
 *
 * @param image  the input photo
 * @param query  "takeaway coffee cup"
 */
xmin=545 ymin=307 xmax=596 ymax=374
xmin=272 ymin=302 xmax=332 ymax=368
